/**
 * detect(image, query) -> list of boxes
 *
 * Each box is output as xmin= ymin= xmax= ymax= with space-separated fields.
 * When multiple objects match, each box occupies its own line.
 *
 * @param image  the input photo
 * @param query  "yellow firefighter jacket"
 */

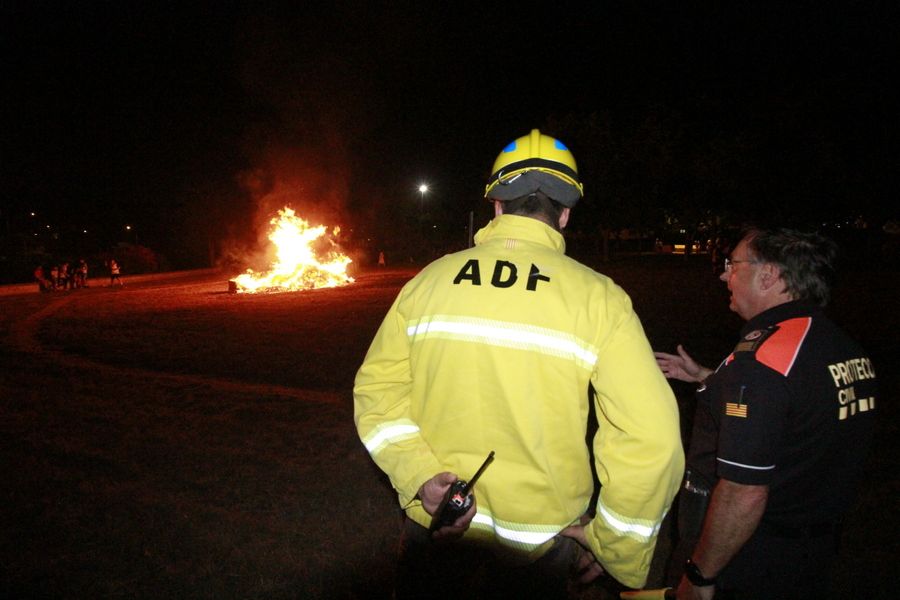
xmin=354 ymin=214 xmax=684 ymax=588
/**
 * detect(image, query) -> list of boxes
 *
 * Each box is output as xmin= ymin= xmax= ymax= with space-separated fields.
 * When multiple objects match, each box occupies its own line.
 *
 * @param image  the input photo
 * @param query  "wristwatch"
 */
xmin=684 ymin=558 xmax=717 ymax=587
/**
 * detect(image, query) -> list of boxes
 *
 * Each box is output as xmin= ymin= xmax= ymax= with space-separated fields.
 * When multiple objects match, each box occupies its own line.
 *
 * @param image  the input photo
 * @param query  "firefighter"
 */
xmin=656 ymin=228 xmax=877 ymax=600
xmin=354 ymin=129 xmax=684 ymax=598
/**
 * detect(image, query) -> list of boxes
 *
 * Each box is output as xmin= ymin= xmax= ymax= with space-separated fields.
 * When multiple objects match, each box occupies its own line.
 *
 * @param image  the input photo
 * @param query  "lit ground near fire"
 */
xmin=1 ymin=258 xmax=897 ymax=599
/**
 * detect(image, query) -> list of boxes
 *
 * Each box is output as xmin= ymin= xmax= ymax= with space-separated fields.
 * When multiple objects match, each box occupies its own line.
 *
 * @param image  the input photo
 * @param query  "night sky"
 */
xmin=3 ymin=3 xmax=898 ymax=271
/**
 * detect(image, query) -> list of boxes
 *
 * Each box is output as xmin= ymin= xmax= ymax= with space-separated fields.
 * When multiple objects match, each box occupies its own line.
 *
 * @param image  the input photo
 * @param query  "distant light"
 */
xmin=83 ymin=229 xmax=88 ymax=234
xmin=46 ymin=225 xmax=50 ymax=229
xmin=416 ymin=184 xmax=429 ymax=209
xmin=125 ymin=225 xmax=132 ymax=230
xmin=30 ymin=212 xmax=35 ymax=217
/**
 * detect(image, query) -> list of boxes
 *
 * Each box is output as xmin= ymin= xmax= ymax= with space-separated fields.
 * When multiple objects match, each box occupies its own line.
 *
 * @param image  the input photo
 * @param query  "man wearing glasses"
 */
xmin=655 ymin=227 xmax=877 ymax=599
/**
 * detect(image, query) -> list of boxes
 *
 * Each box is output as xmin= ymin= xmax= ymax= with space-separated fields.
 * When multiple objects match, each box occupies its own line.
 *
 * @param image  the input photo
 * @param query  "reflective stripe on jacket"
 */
xmin=354 ymin=215 xmax=684 ymax=587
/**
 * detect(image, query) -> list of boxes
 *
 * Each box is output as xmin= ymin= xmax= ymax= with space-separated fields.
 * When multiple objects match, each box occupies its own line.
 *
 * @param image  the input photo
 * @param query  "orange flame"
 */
xmin=232 ymin=207 xmax=354 ymax=293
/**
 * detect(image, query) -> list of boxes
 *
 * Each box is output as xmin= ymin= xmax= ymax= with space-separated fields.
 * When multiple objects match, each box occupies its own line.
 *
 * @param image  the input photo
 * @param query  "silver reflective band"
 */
xmin=364 ymin=423 xmax=420 ymax=453
xmin=716 ymin=457 xmax=775 ymax=471
xmin=470 ymin=512 xmax=559 ymax=548
xmin=407 ymin=318 xmax=598 ymax=368
xmin=596 ymin=498 xmax=661 ymax=541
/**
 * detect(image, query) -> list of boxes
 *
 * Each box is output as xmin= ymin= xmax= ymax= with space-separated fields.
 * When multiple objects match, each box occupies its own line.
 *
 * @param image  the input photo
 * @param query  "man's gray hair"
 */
xmin=744 ymin=228 xmax=839 ymax=306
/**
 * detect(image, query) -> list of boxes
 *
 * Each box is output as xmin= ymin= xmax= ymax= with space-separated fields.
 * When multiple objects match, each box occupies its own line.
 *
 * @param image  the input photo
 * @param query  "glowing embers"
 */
xmin=232 ymin=207 xmax=353 ymax=293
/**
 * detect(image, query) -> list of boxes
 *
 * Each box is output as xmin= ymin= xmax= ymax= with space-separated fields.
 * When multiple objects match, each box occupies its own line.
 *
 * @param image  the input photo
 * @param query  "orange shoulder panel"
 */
xmin=755 ymin=317 xmax=812 ymax=376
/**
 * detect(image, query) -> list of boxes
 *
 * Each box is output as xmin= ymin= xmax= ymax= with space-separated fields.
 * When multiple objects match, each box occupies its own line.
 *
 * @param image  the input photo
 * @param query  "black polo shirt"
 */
xmin=688 ymin=301 xmax=877 ymax=527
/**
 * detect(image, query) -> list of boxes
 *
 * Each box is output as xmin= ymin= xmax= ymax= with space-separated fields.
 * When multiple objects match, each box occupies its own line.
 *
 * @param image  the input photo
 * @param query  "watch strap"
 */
xmin=684 ymin=558 xmax=717 ymax=586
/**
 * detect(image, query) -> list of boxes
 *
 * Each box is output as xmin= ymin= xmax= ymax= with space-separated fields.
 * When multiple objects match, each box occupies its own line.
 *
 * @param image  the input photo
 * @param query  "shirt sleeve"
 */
xmin=715 ymin=358 xmax=789 ymax=485
xmin=353 ymin=292 xmax=442 ymax=508
xmin=586 ymin=292 xmax=685 ymax=589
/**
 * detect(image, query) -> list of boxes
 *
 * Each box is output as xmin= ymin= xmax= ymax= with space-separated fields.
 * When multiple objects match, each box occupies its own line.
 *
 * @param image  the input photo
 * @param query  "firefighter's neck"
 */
xmin=494 ymin=201 xmax=569 ymax=231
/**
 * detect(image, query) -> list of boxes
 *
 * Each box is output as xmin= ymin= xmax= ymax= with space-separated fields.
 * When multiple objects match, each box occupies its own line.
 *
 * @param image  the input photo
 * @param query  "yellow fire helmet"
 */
xmin=484 ymin=129 xmax=584 ymax=207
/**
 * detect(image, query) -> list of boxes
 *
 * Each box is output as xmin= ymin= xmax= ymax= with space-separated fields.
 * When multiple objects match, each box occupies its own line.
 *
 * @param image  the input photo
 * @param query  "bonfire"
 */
xmin=232 ymin=207 xmax=354 ymax=293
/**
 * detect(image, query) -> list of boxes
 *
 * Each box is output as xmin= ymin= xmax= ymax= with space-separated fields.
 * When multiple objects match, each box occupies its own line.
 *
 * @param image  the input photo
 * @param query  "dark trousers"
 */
xmin=394 ymin=518 xmax=581 ymax=600
xmin=717 ymin=523 xmax=840 ymax=600
xmin=666 ymin=485 xmax=840 ymax=600
xmin=664 ymin=485 xmax=709 ymax=587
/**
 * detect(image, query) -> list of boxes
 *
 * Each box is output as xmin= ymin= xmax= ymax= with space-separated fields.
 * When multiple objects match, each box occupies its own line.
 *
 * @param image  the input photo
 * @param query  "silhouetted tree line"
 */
xmin=545 ymin=92 xmax=896 ymax=263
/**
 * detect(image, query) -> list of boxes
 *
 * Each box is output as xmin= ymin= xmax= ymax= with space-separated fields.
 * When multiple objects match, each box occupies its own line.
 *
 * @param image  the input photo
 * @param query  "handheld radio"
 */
xmin=430 ymin=451 xmax=495 ymax=531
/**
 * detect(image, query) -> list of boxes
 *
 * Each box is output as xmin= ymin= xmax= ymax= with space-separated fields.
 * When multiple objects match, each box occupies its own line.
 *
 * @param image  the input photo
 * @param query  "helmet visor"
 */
xmin=486 ymin=171 xmax=581 ymax=207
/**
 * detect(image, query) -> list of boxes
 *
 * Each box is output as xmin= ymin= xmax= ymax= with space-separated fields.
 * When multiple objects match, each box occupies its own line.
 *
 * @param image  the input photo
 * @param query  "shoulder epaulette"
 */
xmin=736 ymin=317 xmax=812 ymax=376
xmin=733 ymin=326 xmax=778 ymax=355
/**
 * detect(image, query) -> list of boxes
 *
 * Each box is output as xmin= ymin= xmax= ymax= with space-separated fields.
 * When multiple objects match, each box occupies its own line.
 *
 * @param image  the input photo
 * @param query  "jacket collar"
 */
xmin=473 ymin=214 xmax=566 ymax=254
xmin=741 ymin=300 xmax=822 ymax=335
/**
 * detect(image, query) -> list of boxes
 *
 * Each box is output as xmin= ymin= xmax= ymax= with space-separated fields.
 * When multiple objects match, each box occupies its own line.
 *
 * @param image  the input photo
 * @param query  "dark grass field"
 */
xmin=1 ymin=256 xmax=897 ymax=599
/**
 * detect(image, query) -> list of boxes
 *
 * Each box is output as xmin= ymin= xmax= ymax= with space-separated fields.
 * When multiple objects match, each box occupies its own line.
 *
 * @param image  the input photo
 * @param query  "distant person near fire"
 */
xmin=34 ymin=265 xmax=51 ymax=292
xmin=109 ymin=259 xmax=123 ymax=286
xmin=354 ymin=129 xmax=684 ymax=597
xmin=77 ymin=258 xmax=88 ymax=288
xmin=59 ymin=262 xmax=71 ymax=290
xmin=655 ymin=227 xmax=877 ymax=600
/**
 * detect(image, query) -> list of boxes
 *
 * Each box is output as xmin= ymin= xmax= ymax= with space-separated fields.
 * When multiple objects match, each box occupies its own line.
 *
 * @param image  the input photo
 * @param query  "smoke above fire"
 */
xmin=220 ymin=13 xmax=386 ymax=282
xmin=224 ymin=144 xmax=355 ymax=293
xmin=219 ymin=138 xmax=353 ymax=267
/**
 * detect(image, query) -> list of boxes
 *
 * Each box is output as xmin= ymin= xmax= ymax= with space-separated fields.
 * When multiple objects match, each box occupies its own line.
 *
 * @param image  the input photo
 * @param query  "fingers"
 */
xmin=559 ymin=524 xmax=588 ymax=547
xmin=452 ymin=497 xmax=477 ymax=528
xmin=432 ymin=522 xmax=467 ymax=541
xmin=656 ymin=356 xmax=679 ymax=378
xmin=434 ymin=472 xmax=458 ymax=486
xmin=560 ymin=525 xmax=605 ymax=585
xmin=575 ymin=557 xmax=605 ymax=584
xmin=418 ymin=472 xmax=458 ymax=514
xmin=432 ymin=498 xmax=476 ymax=542
xmin=572 ymin=543 xmax=605 ymax=584
xmin=655 ymin=352 xmax=676 ymax=377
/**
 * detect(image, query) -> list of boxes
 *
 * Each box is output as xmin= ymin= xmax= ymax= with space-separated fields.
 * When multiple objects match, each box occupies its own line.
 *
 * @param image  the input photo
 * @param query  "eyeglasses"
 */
xmin=724 ymin=257 xmax=760 ymax=271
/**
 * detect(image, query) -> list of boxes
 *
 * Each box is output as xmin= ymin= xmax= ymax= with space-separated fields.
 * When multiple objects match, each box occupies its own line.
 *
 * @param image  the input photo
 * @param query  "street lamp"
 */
xmin=418 ymin=183 xmax=429 ymax=210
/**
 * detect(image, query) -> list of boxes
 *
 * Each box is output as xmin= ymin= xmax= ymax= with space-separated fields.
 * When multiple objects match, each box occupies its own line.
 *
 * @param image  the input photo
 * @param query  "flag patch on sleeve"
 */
xmin=725 ymin=402 xmax=748 ymax=418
